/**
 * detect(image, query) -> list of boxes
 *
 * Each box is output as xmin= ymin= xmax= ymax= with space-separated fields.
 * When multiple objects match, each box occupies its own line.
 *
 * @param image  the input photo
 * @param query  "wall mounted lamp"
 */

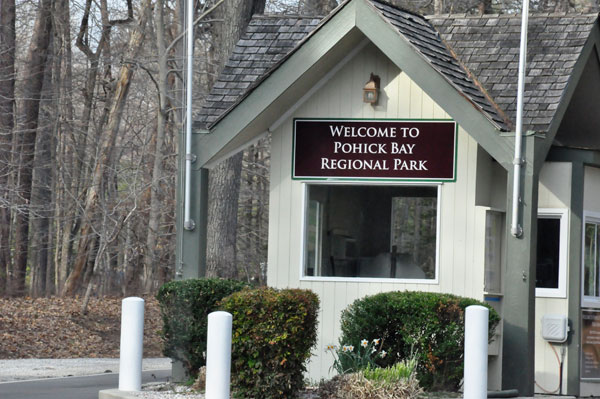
xmin=363 ymin=73 xmax=380 ymax=105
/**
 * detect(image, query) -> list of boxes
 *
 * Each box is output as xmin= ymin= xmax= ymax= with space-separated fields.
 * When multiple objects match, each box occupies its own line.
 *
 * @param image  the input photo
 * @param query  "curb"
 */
xmin=99 ymin=389 xmax=138 ymax=399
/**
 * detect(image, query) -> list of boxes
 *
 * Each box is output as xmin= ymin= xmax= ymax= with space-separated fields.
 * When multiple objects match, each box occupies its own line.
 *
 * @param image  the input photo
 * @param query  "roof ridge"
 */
xmin=251 ymin=13 xmax=325 ymax=19
xmin=368 ymin=0 xmax=429 ymax=20
xmin=427 ymin=11 xmax=599 ymax=18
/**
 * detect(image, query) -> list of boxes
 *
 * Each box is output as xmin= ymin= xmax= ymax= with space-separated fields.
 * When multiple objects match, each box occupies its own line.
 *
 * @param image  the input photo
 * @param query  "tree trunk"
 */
xmin=0 ymin=0 xmax=16 ymax=296
xmin=62 ymin=0 xmax=154 ymax=296
xmin=29 ymin=35 xmax=57 ymax=297
xmin=12 ymin=0 xmax=53 ymax=296
xmin=206 ymin=0 xmax=265 ymax=279
xmin=143 ymin=0 xmax=170 ymax=293
xmin=206 ymin=152 xmax=243 ymax=278
xmin=51 ymin=0 xmax=74 ymax=296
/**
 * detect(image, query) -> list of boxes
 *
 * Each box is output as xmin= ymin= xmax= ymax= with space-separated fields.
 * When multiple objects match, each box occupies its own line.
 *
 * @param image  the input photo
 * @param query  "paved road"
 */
xmin=0 ymin=369 xmax=171 ymax=399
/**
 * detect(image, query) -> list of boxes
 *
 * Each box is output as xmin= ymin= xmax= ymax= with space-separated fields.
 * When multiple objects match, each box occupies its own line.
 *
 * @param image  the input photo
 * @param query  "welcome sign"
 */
xmin=292 ymin=119 xmax=457 ymax=181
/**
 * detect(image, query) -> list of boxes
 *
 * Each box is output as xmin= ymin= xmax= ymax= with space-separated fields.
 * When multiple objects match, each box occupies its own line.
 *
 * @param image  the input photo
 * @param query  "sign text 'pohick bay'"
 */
xmin=292 ymin=119 xmax=457 ymax=181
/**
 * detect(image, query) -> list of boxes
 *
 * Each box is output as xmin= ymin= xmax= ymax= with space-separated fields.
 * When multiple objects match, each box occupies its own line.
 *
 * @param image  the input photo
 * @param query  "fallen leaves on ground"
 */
xmin=0 ymin=296 xmax=164 ymax=359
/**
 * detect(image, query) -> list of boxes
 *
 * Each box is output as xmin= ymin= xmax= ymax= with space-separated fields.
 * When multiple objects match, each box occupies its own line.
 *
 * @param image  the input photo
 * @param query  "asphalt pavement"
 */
xmin=0 ymin=369 xmax=171 ymax=399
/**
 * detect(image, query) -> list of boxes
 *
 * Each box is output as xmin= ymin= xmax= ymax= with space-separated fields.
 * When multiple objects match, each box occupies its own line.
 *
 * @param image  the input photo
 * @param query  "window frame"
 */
xmin=582 ymin=211 xmax=600 ymax=308
xmin=535 ymin=208 xmax=568 ymax=298
xmin=299 ymin=181 xmax=441 ymax=284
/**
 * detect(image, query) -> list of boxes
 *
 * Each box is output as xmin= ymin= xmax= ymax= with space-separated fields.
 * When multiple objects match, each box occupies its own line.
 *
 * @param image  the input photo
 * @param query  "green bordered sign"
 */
xmin=292 ymin=118 xmax=458 ymax=182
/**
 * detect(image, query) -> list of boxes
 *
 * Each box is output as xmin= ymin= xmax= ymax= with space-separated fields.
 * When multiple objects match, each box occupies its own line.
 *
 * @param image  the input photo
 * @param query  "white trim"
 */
xmin=299 ymin=182 xmax=441 ymax=284
xmin=582 ymin=210 xmax=600 ymax=308
xmin=535 ymin=208 xmax=568 ymax=298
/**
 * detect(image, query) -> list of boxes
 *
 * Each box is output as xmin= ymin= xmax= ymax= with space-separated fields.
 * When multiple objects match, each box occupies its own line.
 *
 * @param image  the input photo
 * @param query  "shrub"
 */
xmin=220 ymin=287 xmax=319 ymax=399
xmin=339 ymin=291 xmax=500 ymax=391
xmin=156 ymin=278 xmax=249 ymax=376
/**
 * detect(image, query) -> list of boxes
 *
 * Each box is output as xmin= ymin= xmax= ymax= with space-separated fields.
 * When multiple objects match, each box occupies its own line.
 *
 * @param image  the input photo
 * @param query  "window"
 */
xmin=536 ymin=208 xmax=568 ymax=298
xmin=484 ymin=210 xmax=504 ymax=294
xmin=583 ymin=211 xmax=600 ymax=307
xmin=302 ymin=184 xmax=439 ymax=281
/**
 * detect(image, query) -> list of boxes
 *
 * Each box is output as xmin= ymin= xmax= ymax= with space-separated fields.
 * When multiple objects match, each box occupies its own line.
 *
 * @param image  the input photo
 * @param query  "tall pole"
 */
xmin=183 ymin=0 xmax=195 ymax=231
xmin=511 ymin=0 xmax=529 ymax=238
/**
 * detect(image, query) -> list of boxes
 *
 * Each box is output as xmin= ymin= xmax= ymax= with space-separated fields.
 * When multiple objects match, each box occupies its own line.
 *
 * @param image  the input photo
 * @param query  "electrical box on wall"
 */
xmin=541 ymin=314 xmax=569 ymax=343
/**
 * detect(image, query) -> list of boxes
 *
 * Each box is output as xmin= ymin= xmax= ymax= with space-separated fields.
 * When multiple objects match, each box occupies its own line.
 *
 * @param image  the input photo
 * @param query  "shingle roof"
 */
xmin=196 ymin=0 xmax=512 ymax=131
xmin=196 ymin=0 xmax=598 ymax=134
xmin=369 ymin=0 xmax=510 ymax=129
xmin=195 ymin=15 xmax=321 ymax=128
xmin=429 ymin=13 xmax=598 ymax=133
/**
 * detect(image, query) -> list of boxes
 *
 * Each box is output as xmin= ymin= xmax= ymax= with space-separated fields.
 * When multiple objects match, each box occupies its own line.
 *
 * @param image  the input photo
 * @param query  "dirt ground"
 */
xmin=0 ymin=296 xmax=163 ymax=359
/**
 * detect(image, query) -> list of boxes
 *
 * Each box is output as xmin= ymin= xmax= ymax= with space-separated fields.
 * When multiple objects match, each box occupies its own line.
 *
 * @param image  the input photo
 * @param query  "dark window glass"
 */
xmin=536 ymin=218 xmax=561 ymax=289
xmin=304 ymin=185 xmax=437 ymax=279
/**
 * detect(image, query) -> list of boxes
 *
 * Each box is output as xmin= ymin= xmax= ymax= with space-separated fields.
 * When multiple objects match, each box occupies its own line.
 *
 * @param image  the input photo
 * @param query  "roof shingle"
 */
xmin=429 ymin=13 xmax=597 ymax=133
xmin=196 ymin=0 xmax=598 ymax=134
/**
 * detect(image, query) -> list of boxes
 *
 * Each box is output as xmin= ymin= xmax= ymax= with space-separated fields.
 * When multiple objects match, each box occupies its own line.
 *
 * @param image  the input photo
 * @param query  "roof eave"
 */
xmin=536 ymin=19 xmax=600 ymax=170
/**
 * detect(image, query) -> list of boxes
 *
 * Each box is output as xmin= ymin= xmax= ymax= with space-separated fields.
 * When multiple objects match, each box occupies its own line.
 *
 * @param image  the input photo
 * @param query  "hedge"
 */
xmin=156 ymin=278 xmax=249 ymax=376
xmin=220 ymin=287 xmax=319 ymax=398
xmin=339 ymin=291 xmax=500 ymax=391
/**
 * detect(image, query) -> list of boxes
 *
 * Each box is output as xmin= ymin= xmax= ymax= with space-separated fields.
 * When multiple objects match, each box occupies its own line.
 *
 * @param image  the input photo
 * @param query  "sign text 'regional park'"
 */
xmin=292 ymin=119 xmax=457 ymax=181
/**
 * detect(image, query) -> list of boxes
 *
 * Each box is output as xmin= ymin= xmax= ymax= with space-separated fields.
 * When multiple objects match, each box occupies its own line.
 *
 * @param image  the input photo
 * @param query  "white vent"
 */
xmin=541 ymin=314 xmax=569 ymax=343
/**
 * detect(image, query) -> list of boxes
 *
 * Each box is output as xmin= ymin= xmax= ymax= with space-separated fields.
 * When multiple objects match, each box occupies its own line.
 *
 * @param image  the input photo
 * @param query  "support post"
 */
xmin=501 ymin=135 xmax=539 ymax=396
xmin=176 ymin=166 xmax=209 ymax=280
xmin=173 ymin=165 xmax=209 ymax=382
xmin=205 ymin=311 xmax=232 ymax=399
xmin=567 ymin=161 xmax=584 ymax=396
xmin=464 ymin=305 xmax=489 ymax=399
xmin=119 ymin=297 xmax=145 ymax=391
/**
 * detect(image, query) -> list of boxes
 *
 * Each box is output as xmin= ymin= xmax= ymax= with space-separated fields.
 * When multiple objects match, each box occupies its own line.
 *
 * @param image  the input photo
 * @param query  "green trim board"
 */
xmin=291 ymin=118 xmax=458 ymax=182
xmin=567 ymin=161 xmax=583 ymax=395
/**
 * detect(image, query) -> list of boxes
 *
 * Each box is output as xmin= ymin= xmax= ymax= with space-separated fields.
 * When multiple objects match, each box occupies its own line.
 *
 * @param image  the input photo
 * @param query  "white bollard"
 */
xmin=205 ymin=311 xmax=233 ymax=399
xmin=119 ymin=297 xmax=145 ymax=391
xmin=464 ymin=305 xmax=489 ymax=399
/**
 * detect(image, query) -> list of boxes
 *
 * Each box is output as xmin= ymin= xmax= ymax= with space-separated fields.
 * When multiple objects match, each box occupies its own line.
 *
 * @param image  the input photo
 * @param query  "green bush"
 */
xmin=339 ymin=291 xmax=500 ymax=391
xmin=220 ymin=287 xmax=319 ymax=399
xmin=156 ymin=278 xmax=249 ymax=376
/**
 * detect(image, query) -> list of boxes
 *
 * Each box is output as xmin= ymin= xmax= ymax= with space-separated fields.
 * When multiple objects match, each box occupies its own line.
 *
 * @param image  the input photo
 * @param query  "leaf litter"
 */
xmin=0 ymin=296 xmax=163 ymax=359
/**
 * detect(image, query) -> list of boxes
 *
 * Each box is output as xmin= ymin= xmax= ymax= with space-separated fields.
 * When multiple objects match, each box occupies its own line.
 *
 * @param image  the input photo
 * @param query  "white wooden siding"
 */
xmin=267 ymin=42 xmax=489 ymax=382
xmin=534 ymin=162 xmax=572 ymax=393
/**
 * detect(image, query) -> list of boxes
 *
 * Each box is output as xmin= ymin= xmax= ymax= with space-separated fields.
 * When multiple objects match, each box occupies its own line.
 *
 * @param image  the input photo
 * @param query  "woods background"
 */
xmin=0 ymin=0 xmax=598 ymax=299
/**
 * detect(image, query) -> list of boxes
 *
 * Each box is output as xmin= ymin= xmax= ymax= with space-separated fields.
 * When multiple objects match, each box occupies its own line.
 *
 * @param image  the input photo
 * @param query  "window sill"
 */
xmin=300 ymin=276 xmax=439 ymax=284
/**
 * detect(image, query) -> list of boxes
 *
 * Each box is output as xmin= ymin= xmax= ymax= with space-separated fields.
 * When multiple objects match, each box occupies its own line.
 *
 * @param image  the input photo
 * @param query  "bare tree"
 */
xmin=0 ymin=0 xmax=16 ymax=296
xmin=62 ymin=0 xmax=153 ymax=296
xmin=12 ymin=0 xmax=53 ymax=296
xmin=205 ymin=0 xmax=266 ymax=279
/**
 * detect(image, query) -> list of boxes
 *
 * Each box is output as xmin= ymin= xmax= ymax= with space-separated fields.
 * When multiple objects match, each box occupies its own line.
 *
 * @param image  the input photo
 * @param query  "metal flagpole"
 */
xmin=183 ymin=0 xmax=195 ymax=231
xmin=511 ymin=0 xmax=529 ymax=237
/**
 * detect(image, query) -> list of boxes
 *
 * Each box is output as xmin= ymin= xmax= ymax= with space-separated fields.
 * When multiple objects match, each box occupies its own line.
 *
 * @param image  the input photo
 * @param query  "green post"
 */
xmin=501 ymin=135 xmax=539 ymax=396
xmin=175 ymin=167 xmax=208 ymax=279
xmin=567 ymin=161 xmax=583 ymax=396
xmin=173 ymin=156 xmax=208 ymax=381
